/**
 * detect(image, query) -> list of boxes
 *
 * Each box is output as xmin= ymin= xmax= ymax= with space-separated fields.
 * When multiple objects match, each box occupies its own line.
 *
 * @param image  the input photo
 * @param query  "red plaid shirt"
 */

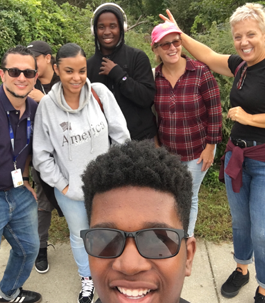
xmin=154 ymin=55 xmax=222 ymax=161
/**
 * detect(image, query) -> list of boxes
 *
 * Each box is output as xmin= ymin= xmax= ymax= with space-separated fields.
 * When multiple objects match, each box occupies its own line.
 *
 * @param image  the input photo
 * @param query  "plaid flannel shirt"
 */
xmin=154 ymin=55 xmax=222 ymax=161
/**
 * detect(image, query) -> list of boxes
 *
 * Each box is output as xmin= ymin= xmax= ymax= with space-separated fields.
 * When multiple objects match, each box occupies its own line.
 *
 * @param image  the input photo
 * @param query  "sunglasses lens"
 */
xmin=24 ymin=69 xmax=36 ymax=78
xmin=172 ymin=40 xmax=181 ymax=47
xmin=84 ymin=229 xmax=124 ymax=258
xmin=8 ymin=69 xmax=20 ymax=77
xmin=161 ymin=42 xmax=171 ymax=50
xmin=136 ymin=229 xmax=180 ymax=258
xmin=7 ymin=68 xmax=36 ymax=78
xmin=160 ymin=40 xmax=181 ymax=50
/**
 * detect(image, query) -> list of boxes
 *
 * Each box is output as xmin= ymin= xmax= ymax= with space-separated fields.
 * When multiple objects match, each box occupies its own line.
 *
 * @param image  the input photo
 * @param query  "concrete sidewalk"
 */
xmin=0 ymin=238 xmax=257 ymax=303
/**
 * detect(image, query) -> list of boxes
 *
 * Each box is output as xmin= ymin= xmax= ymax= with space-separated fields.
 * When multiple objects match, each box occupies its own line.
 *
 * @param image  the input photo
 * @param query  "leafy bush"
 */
xmin=202 ymin=165 xmax=224 ymax=191
xmin=193 ymin=21 xmax=236 ymax=157
xmin=60 ymin=3 xmax=94 ymax=58
xmin=190 ymin=0 xmax=251 ymax=34
xmin=125 ymin=29 xmax=156 ymax=67
xmin=0 ymin=0 xmax=92 ymax=58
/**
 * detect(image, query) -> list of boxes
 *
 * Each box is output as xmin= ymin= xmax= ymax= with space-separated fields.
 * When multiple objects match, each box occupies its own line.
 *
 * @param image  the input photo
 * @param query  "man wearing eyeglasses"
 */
xmin=81 ymin=140 xmax=196 ymax=303
xmin=0 ymin=45 xmax=42 ymax=303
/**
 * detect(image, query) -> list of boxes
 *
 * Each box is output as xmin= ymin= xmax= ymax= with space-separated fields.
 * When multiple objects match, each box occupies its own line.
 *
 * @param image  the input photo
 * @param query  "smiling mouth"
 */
xmin=242 ymin=48 xmax=253 ymax=54
xmin=117 ymin=287 xmax=151 ymax=299
xmin=15 ymin=84 xmax=27 ymax=89
xmin=103 ymin=38 xmax=114 ymax=43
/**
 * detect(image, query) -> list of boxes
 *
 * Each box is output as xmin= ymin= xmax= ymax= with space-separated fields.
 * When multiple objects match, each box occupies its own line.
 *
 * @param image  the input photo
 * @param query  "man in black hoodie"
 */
xmin=87 ymin=3 xmax=157 ymax=141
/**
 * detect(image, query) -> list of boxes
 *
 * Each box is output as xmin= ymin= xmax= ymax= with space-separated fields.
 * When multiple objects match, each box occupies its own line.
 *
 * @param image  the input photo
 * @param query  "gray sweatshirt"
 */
xmin=33 ymin=79 xmax=130 ymax=201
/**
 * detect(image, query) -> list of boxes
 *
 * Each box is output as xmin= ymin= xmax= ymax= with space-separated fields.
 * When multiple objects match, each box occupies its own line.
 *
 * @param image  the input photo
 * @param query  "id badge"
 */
xmin=11 ymin=168 xmax=24 ymax=188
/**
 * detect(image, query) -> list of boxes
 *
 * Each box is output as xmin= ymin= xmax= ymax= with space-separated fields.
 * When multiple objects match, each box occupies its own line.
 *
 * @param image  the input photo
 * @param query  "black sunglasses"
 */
xmin=156 ymin=39 xmax=182 ymax=50
xmin=80 ymin=228 xmax=188 ymax=259
xmin=2 ymin=68 xmax=37 ymax=79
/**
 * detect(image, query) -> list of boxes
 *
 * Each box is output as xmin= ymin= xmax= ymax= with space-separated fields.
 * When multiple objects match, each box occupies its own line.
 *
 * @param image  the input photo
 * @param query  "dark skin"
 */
xmin=96 ymin=12 xmax=120 ymax=75
xmin=99 ymin=57 xmax=117 ymax=75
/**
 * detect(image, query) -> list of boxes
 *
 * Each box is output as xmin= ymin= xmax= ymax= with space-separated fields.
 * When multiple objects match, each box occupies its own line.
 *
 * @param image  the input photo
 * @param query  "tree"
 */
xmin=0 ymin=0 xmax=93 ymax=59
xmin=190 ymin=0 xmax=264 ymax=34
xmin=163 ymin=0 xmax=200 ymax=34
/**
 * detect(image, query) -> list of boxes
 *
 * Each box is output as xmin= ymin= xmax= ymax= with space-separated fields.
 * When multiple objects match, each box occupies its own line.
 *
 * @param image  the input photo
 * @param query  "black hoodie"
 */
xmin=87 ymin=5 xmax=157 ymax=140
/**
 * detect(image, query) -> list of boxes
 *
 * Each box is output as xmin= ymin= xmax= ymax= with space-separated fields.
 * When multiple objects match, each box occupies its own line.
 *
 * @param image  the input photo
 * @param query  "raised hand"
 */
xmin=159 ymin=9 xmax=180 ymax=29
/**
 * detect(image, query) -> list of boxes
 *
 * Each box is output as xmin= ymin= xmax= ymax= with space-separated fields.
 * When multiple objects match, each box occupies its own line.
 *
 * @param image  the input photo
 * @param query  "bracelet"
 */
xmin=23 ymin=177 xmax=29 ymax=182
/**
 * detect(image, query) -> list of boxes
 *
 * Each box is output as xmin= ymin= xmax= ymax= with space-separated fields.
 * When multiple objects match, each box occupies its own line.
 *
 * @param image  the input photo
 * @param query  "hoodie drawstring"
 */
xmin=66 ymin=112 xmax=73 ymax=161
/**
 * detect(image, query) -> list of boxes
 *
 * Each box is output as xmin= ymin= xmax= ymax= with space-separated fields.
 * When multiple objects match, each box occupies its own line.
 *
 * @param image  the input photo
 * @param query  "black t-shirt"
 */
xmin=35 ymin=73 xmax=60 ymax=95
xmin=228 ymin=54 xmax=265 ymax=142
xmin=95 ymin=297 xmax=190 ymax=303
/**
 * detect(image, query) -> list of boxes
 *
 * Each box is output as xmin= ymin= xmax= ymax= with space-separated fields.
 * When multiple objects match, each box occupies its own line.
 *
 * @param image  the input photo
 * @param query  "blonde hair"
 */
xmin=230 ymin=3 xmax=265 ymax=33
xmin=152 ymin=43 xmax=162 ymax=63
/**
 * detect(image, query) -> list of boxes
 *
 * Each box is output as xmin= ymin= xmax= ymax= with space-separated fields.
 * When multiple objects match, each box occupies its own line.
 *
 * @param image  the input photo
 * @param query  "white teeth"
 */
xmin=243 ymin=48 xmax=252 ymax=53
xmin=117 ymin=287 xmax=151 ymax=298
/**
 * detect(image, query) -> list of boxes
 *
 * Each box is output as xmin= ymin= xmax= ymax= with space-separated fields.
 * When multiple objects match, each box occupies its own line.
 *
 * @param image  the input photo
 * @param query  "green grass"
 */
xmin=195 ymin=164 xmax=232 ymax=242
xmin=195 ymin=183 xmax=232 ymax=242
xmin=49 ymin=211 xmax=69 ymax=244
xmin=49 ymin=166 xmax=232 ymax=244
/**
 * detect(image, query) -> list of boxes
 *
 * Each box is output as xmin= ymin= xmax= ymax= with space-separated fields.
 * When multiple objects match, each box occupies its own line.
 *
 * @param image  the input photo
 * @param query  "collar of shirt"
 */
xmin=0 ymin=85 xmax=33 ymax=120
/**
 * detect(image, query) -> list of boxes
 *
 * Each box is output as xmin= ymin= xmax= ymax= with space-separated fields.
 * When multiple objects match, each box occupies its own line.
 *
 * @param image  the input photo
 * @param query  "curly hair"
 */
xmin=82 ymin=140 xmax=192 ymax=233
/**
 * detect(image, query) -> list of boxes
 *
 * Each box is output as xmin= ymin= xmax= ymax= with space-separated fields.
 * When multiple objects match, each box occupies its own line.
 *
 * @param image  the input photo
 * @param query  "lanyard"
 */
xmin=40 ymin=84 xmax=47 ymax=95
xmin=6 ymin=111 xmax=31 ymax=169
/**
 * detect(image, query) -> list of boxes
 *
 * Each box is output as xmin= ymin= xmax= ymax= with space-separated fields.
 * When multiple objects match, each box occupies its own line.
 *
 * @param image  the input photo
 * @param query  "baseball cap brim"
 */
xmin=30 ymin=50 xmax=44 ymax=57
xmin=27 ymin=41 xmax=52 ymax=56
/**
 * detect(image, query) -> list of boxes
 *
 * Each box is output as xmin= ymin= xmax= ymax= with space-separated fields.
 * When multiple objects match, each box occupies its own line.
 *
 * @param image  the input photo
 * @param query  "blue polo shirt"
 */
xmin=0 ymin=85 xmax=38 ymax=190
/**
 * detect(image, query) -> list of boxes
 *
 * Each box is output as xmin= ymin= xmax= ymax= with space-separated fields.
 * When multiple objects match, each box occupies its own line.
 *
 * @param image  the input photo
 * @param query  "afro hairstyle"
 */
xmin=82 ymin=140 xmax=192 ymax=233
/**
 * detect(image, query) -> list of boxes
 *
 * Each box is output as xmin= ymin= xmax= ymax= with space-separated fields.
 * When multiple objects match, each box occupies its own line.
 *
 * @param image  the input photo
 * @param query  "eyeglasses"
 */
xmin=237 ymin=65 xmax=247 ymax=90
xmin=2 ymin=68 xmax=37 ymax=79
xmin=156 ymin=39 xmax=182 ymax=50
xmin=80 ymin=228 xmax=188 ymax=259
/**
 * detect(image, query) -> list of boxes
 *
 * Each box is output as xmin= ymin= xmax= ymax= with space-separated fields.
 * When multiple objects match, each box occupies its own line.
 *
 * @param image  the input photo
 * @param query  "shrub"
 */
xmin=0 ymin=0 xmax=92 ymax=58
xmin=193 ymin=21 xmax=236 ymax=157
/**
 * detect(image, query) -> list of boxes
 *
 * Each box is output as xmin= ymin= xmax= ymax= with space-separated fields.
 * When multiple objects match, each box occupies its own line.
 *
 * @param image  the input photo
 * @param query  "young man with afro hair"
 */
xmin=81 ymin=140 xmax=196 ymax=303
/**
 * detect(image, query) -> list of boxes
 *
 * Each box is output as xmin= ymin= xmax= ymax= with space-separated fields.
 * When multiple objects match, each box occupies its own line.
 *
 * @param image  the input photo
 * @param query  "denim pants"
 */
xmin=0 ymin=186 xmax=39 ymax=300
xmin=32 ymin=168 xmax=54 ymax=248
xmin=182 ymin=158 xmax=208 ymax=237
xmin=54 ymin=188 xmax=91 ymax=277
xmin=225 ymin=151 xmax=265 ymax=288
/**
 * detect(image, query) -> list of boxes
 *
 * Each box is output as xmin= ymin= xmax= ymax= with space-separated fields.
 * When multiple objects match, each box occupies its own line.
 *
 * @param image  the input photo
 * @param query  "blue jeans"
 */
xmin=0 ymin=186 xmax=39 ymax=300
xmin=225 ymin=151 xmax=265 ymax=288
xmin=182 ymin=158 xmax=208 ymax=237
xmin=54 ymin=188 xmax=90 ymax=277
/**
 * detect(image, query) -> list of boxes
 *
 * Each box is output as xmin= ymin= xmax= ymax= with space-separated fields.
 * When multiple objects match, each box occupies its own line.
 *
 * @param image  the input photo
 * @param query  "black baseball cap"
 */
xmin=27 ymin=40 xmax=52 ymax=56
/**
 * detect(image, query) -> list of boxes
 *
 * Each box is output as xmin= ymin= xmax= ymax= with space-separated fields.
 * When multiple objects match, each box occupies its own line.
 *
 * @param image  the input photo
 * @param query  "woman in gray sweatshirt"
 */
xmin=33 ymin=43 xmax=130 ymax=303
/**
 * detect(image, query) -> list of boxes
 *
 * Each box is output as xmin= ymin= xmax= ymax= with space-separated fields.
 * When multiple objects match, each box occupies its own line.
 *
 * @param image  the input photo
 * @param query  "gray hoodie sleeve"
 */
xmin=33 ymin=98 xmax=69 ymax=192
xmin=91 ymin=83 xmax=130 ymax=145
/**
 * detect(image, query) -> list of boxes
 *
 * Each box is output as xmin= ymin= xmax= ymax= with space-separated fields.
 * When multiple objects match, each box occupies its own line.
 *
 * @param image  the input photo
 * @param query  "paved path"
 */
xmin=0 ymin=239 xmax=257 ymax=303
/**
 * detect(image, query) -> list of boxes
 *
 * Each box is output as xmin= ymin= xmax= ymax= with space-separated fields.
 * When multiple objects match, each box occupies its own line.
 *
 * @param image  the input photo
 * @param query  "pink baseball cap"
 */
xmin=151 ymin=21 xmax=182 ymax=46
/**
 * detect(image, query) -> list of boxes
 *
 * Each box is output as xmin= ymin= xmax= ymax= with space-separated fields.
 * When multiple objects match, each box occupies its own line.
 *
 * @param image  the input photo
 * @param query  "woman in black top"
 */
xmin=160 ymin=3 xmax=265 ymax=302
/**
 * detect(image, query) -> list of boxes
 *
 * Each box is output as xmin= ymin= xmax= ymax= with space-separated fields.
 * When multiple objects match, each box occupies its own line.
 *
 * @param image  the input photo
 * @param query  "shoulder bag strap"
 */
xmin=91 ymin=87 xmax=104 ymax=113
xmin=234 ymin=60 xmax=246 ymax=77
